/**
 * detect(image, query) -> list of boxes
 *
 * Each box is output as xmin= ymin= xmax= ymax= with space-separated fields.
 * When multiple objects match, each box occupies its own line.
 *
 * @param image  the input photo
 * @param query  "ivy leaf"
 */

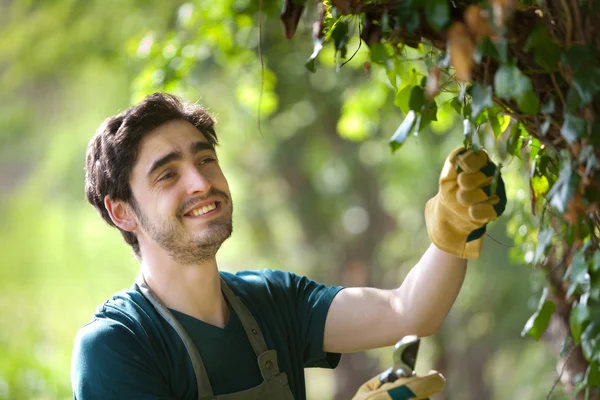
xmin=331 ymin=19 xmax=349 ymax=59
xmin=522 ymin=287 xmax=556 ymax=340
xmin=547 ymin=155 xmax=579 ymax=213
xmin=494 ymin=65 xmax=532 ymax=101
xmin=566 ymin=250 xmax=591 ymax=297
xmin=420 ymin=101 xmax=438 ymax=130
xmin=463 ymin=118 xmax=475 ymax=143
xmin=507 ymin=123 xmax=522 ymax=156
xmin=561 ymin=114 xmax=587 ymax=145
xmin=395 ymin=0 xmax=420 ymax=33
xmin=470 ymin=83 xmax=493 ymax=119
xmin=305 ymin=37 xmax=324 ymax=72
xmin=586 ymin=361 xmax=600 ymax=387
xmin=571 ymin=300 xmax=591 ymax=343
xmin=541 ymin=97 xmax=555 ymax=114
xmin=561 ymin=44 xmax=596 ymax=73
xmin=581 ymin=322 xmax=600 ymax=361
xmin=409 ymin=85 xmax=426 ymax=111
xmin=531 ymin=175 xmax=549 ymax=197
xmin=450 ymin=97 xmax=463 ymax=116
xmin=592 ymin=250 xmax=600 ymax=273
xmin=517 ymin=90 xmax=540 ymax=115
xmin=572 ymin=68 xmax=600 ymax=107
xmin=566 ymin=87 xmax=583 ymax=112
xmin=370 ymin=43 xmax=391 ymax=65
xmin=424 ymin=0 xmax=449 ymax=31
xmin=534 ymin=227 xmax=554 ymax=265
xmin=524 ymin=24 xmax=561 ymax=71
xmin=389 ymin=110 xmax=417 ymax=153
xmin=394 ymin=85 xmax=414 ymax=114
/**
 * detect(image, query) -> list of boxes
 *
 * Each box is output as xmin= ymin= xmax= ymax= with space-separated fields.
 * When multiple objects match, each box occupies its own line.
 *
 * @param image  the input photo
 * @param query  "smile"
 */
xmin=185 ymin=202 xmax=218 ymax=217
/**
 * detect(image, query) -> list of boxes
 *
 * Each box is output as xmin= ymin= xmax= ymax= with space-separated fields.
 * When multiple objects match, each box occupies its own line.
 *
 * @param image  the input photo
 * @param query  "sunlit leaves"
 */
xmin=522 ymin=287 xmax=556 ymax=340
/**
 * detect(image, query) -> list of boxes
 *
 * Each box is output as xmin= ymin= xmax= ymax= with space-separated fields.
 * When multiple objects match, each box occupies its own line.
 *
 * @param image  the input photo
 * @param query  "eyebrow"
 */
xmin=146 ymin=141 xmax=216 ymax=178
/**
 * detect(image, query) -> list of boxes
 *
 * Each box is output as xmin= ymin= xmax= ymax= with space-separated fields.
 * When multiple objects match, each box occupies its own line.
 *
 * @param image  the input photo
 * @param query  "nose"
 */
xmin=184 ymin=165 xmax=211 ymax=196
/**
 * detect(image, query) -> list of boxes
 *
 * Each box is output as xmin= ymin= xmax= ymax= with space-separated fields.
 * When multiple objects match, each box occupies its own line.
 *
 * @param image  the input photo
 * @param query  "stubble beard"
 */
xmin=132 ymin=198 xmax=233 ymax=265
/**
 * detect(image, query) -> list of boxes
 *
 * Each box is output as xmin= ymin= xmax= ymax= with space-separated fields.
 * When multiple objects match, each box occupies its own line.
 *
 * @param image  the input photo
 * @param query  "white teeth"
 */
xmin=189 ymin=202 xmax=216 ymax=216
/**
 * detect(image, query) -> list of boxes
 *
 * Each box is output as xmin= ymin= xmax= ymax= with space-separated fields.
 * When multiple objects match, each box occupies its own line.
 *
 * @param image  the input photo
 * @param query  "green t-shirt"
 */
xmin=71 ymin=269 xmax=344 ymax=399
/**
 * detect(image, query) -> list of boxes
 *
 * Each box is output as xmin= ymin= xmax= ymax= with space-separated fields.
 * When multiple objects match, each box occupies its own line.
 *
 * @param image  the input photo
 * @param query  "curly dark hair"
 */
xmin=84 ymin=92 xmax=218 ymax=257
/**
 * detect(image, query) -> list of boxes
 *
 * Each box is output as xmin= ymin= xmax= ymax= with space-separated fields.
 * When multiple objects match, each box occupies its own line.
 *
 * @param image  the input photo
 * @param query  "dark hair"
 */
xmin=84 ymin=92 xmax=218 ymax=257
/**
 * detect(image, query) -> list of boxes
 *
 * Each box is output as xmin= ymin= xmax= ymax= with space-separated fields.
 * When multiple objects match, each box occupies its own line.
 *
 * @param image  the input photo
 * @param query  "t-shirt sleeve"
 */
xmin=266 ymin=270 xmax=344 ymax=369
xmin=71 ymin=318 xmax=175 ymax=400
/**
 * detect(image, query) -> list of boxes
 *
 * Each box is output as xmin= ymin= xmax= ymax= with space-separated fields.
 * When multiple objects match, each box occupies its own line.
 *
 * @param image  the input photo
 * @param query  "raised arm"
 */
xmin=323 ymin=147 xmax=506 ymax=354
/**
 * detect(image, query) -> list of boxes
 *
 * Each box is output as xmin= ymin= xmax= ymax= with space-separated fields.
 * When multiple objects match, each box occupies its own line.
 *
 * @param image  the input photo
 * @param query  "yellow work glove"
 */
xmin=353 ymin=371 xmax=446 ymax=400
xmin=425 ymin=147 xmax=507 ymax=259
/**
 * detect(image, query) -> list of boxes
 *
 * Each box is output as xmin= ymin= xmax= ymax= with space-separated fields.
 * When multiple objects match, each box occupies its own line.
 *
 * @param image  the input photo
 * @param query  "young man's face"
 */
xmin=128 ymin=119 xmax=233 ymax=263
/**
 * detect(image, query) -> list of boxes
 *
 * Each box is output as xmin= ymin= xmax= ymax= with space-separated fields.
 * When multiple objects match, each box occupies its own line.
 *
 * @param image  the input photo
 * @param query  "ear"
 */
xmin=104 ymin=195 xmax=138 ymax=232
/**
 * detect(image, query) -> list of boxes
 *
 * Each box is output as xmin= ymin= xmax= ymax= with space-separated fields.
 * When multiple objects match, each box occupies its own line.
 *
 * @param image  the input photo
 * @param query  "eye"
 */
xmin=198 ymin=157 xmax=216 ymax=165
xmin=158 ymin=171 xmax=175 ymax=181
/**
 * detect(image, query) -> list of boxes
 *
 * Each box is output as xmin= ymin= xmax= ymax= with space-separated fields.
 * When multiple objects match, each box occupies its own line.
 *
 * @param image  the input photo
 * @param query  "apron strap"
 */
xmin=135 ymin=274 xmax=214 ymax=399
xmin=220 ymin=278 xmax=282 ymax=377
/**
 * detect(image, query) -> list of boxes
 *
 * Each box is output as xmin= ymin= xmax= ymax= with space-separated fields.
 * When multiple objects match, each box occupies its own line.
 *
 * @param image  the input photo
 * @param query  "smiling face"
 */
xmin=127 ymin=119 xmax=233 ymax=264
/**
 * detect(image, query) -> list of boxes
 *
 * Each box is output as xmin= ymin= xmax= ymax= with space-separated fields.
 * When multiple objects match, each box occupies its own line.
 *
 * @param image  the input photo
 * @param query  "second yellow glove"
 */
xmin=353 ymin=371 xmax=446 ymax=400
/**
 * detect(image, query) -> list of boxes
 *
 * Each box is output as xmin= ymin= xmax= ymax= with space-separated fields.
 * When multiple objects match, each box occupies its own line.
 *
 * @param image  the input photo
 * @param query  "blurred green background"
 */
xmin=0 ymin=1 xmax=568 ymax=399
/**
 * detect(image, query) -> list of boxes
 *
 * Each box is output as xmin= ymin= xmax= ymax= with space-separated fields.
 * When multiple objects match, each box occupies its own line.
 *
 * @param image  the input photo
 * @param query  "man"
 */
xmin=72 ymin=92 xmax=505 ymax=399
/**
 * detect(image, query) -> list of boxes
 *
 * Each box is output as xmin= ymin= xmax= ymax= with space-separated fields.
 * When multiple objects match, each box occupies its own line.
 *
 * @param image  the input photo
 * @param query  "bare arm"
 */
xmin=323 ymin=243 xmax=466 ymax=353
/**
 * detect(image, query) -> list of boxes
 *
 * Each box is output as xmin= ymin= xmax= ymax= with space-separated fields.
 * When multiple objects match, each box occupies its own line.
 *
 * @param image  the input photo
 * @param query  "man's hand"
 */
xmin=352 ymin=371 xmax=446 ymax=400
xmin=425 ymin=147 xmax=507 ymax=259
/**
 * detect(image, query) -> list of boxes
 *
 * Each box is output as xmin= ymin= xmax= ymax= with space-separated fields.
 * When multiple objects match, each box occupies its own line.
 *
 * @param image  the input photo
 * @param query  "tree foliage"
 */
xmin=274 ymin=0 xmax=600 ymax=396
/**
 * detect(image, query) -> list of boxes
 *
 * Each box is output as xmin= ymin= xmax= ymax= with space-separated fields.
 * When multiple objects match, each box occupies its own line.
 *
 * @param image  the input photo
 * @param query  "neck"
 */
xmin=139 ymin=247 xmax=229 ymax=328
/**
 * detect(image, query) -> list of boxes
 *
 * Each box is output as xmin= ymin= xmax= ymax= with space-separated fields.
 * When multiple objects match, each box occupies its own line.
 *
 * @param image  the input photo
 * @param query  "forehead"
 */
xmin=138 ymin=119 xmax=209 ymax=159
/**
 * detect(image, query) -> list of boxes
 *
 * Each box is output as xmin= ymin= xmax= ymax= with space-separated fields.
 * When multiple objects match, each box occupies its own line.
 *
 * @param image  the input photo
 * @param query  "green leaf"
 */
xmin=561 ymin=114 xmax=587 ymax=145
xmin=470 ymin=83 xmax=493 ymax=119
xmin=524 ymin=24 xmax=561 ymax=71
xmin=566 ymin=87 xmax=583 ymax=112
xmin=533 ymin=228 xmax=554 ymax=264
xmin=541 ymin=97 xmax=555 ymax=114
xmin=489 ymin=112 xmax=510 ymax=138
xmin=572 ymin=68 xmax=600 ymax=107
xmin=586 ymin=362 xmax=600 ymax=387
xmin=494 ymin=65 xmax=533 ymax=101
xmin=561 ymin=44 xmax=597 ymax=73
xmin=450 ymin=97 xmax=462 ymax=116
xmin=424 ymin=0 xmax=450 ymax=31
xmin=395 ymin=0 xmax=420 ymax=33
xmin=507 ymin=123 xmax=522 ymax=156
xmin=517 ymin=90 xmax=540 ymax=115
xmin=370 ymin=43 xmax=390 ymax=65
xmin=331 ymin=20 xmax=349 ymax=52
xmin=592 ymin=251 xmax=600 ymax=273
xmin=420 ymin=101 xmax=438 ymax=130
xmin=305 ymin=37 xmax=324 ymax=73
xmin=571 ymin=300 xmax=591 ymax=343
xmin=522 ymin=287 xmax=556 ymax=340
xmin=394 ymin=85 xmax=414 ymax=114
xmin=531 ymin=175 xmax=549 ymax=197
xmin=581 ymin=322 xmax=600 ymax=361
xmin=389 ymin=110 xmax=417 ymax=153
xmin=547 ymin=158 xmax=578 ymax=213
xmin=409 ymin=86 xmax=426 ymax=111
xmin=567 ymin=250 xmax=591 ymax=297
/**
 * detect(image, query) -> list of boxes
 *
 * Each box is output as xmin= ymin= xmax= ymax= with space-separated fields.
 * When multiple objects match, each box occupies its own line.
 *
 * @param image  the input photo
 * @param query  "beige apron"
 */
xmin=136 ymin=276 xmax=296 ymax=400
